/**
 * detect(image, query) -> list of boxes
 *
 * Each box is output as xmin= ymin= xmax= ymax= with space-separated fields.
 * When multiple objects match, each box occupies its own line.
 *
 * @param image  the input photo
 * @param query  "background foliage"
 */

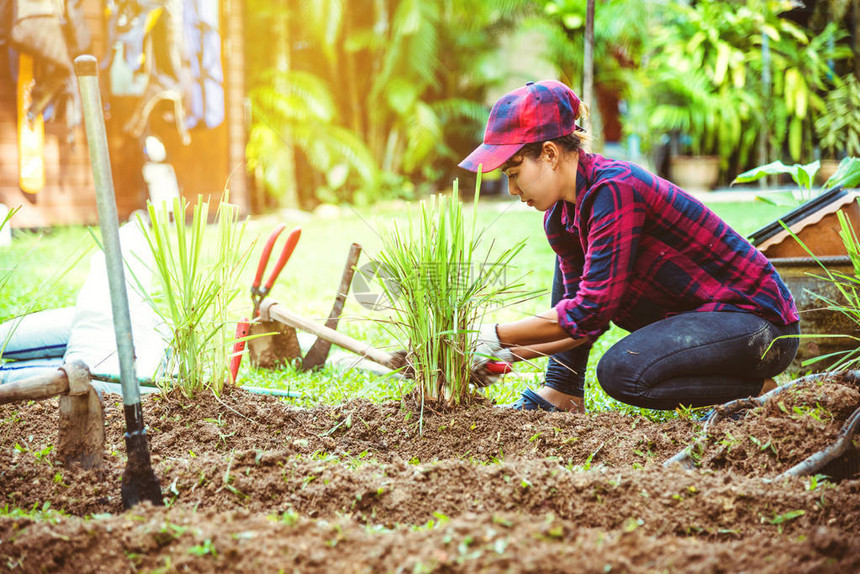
xmin=245 ymin=0 xmax=533 ymax=208
xmin=244 ymin=0 xmax=857 ymax=205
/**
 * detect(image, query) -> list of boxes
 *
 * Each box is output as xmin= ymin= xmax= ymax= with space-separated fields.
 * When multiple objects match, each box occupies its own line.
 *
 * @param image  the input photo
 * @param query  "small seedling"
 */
xmin=765 ymin=509 xmax=806 ymax=534
xmin=188 ymin=539 xmax=218 ymax=557
xmin=272 ymin=510 xmax=300 ymax=526
xmin=748 ymin=435 xmax=778 ymax=455
xmin=302 ymin=475 xmax=317 ymax=488
xmin=156 ymin=522 xmax=187 ymax=544
xmin=790 ymin=404 xmax=832 ymax=423
xmin=805 ymin=474 xmax=833 ymax=491
xmin=203 ymin=414 xmax=226 ymax=427
xmin=623 ymin=517 xmax=644 ymax=532
xmin=1 ymin=410 xmax=21 ymax=425
xmin=32 ymin=445 xmax=53 ymax=464
xmin=490 ymin=448 xmax=505 ymax=464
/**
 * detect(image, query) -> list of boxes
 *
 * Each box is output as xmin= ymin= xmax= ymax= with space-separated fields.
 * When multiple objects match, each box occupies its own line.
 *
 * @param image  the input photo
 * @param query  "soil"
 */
xmin=1 ymin=373 xmax=859 ymax=573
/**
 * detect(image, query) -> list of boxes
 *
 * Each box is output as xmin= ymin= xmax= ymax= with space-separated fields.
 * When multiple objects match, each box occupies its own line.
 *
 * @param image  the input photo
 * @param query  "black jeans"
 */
xmin=543 ymin=257 xmax=800 ymax=410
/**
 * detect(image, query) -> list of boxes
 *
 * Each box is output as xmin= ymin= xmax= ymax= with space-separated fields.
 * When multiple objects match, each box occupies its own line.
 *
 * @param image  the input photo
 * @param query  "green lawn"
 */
xmin=0 ymin=195 xmax=785 ymax=418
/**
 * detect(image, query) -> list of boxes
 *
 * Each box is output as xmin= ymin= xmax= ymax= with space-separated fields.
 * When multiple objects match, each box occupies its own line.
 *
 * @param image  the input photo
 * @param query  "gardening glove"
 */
xmin=473 ymin=324 xmax=514 ymax=364
xmin=470 ymin=324 xmax=514 ymax=387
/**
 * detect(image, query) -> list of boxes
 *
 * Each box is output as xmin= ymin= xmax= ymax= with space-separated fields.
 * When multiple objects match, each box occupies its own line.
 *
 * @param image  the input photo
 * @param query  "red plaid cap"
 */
xmin=459 ymin=80 xmax=582 ymax=173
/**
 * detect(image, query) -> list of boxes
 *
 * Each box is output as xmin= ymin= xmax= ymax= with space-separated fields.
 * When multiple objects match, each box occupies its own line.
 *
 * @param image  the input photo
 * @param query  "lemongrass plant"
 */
xmin=134 ymin=195 xmax=251 ymax=396
xmin=373 ymin=177 xmax=539 ymax=406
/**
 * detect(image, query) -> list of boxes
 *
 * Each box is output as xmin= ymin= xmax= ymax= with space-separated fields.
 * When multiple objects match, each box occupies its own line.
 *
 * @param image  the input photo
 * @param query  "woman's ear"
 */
xmin=542 ymin=142 xmax=560 ymax=169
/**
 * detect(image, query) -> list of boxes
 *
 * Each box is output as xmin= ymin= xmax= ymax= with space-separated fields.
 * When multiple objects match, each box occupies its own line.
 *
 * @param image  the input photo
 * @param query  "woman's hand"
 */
xmin=467 ymin=325 xmax=512 ymax=387
xmin=474 ymin=324 xmax=514 ymax=364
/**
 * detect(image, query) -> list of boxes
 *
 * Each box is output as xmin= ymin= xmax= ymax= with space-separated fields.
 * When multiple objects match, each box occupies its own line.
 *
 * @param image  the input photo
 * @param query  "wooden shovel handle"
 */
xmin=0 ymin=370 xmax=69 ymax=405
xmin=260 ymin=299 xmax=399 ymax=370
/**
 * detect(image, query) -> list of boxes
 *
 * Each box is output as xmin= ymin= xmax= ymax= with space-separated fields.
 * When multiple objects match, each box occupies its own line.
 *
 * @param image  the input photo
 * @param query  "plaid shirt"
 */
xmin=547 ymin=152 xmax=798 ymax=339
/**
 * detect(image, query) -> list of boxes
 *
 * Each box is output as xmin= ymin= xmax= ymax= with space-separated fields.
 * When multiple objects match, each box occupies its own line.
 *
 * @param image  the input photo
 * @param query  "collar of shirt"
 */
xmin=558 ymin=151 xmax=594 ymax=230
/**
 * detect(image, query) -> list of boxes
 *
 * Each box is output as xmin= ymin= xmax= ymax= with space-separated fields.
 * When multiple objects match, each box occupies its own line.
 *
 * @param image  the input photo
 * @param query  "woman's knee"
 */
xmin=761 ymin=322 xmax=800 ymax=376
xmin=595 ymin=346 xmax=639 ymax=403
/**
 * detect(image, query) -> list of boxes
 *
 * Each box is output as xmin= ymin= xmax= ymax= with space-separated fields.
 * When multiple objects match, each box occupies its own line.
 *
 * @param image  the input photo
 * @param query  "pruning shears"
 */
xmin=232 ymin=224 xmax=301 ymax=382
xmin=251 ymin=225 xmax=302 ymax=316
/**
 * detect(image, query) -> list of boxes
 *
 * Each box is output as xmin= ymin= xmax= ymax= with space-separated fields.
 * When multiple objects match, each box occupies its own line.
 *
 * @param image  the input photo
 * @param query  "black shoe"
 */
xmin=506 ymin=388 xmax=562 ymax=412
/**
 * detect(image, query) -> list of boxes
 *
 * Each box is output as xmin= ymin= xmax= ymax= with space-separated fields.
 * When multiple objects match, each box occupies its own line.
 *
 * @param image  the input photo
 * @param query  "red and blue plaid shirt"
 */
xmin=547 ymin=152 xmax=798 ymax=339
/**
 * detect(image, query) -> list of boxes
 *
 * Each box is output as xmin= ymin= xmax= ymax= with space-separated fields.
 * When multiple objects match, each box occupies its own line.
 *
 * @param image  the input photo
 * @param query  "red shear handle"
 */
xmin=264 ymin=227 xmax=302 ymax=291
xmin=230 ymin=319 xmax=251 ymax=383
xmin=253 ymin=224 xmax=286 ymax=288
xmin=486 ymin=361 xmax=512 ymax=375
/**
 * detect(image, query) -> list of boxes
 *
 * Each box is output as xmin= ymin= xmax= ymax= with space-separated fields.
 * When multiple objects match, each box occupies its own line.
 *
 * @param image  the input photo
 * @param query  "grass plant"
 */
xmin=372 ymin=178 xmax=538 ymax=405
xmin=0 ymin=207 xmax=87 ymax=360
xmin=134 ymin=196 xmax=251 ymax=396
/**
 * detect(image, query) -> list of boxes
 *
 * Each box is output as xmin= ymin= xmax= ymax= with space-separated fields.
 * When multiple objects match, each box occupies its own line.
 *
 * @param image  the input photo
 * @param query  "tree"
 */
xmin=244 ymin=0 xmax=532 ymax=208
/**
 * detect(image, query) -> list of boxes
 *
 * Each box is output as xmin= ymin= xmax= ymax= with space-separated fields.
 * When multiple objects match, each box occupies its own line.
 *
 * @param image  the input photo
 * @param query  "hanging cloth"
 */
xmin=103 ymin=0 xmax=165 ymax=72
xmin=7 ymin=0 xmax=86 ymax=136
xmin=121 ymin=0 xmax=192 ymax=143
xmin=9 ymin=0 xmax=71 ymax=73
xmin=0 ymin=0 xmax=15 ymax=46
xmin=184 ymin=0 xmax=223 ymax=129
xmin=62 ymin=0 xmax=90 ymax=57
xmin=102 ymin=0 xmax=164 ymax=96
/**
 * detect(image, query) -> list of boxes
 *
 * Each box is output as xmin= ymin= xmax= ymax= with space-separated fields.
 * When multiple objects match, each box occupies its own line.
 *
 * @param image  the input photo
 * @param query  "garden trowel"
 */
xmin=302 ymin=242 xmax=363 ymax=370
xmin=0 ymin=361 xmax=104 ymax=470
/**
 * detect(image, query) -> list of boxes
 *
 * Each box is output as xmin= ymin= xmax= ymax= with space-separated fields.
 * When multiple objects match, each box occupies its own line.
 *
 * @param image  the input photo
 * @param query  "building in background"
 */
xmin=0 ymin=0 xmax=249 ymax=228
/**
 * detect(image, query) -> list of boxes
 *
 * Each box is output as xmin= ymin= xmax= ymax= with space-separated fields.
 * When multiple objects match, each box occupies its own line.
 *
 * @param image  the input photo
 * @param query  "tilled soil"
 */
xmin=1 ymin=373 xmax=859 ymax=572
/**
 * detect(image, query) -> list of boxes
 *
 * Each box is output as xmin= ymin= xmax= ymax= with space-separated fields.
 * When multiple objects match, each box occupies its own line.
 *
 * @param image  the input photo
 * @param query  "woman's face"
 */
xmin=502 ymin=154 xmax=564 ymax=212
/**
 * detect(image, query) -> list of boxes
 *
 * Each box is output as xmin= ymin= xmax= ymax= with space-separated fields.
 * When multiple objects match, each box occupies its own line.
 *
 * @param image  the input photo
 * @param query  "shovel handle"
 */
xmin=0 ymin=370 xmax=68 ymax=405
xmin=76 ymin=55 xmax=141 ymax=408
xmin=261 ymin=299 xmax=399 ymax=370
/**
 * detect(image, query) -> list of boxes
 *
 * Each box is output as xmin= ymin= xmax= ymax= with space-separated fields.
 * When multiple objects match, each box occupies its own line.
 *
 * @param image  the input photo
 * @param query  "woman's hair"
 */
xmin=504 ymin=103 xmax=590 ymax=167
